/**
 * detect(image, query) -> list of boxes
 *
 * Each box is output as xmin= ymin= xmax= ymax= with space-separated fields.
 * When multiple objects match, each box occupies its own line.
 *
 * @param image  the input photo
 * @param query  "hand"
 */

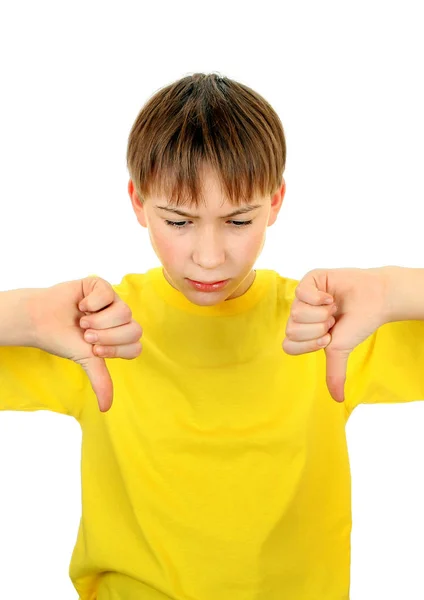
xmin=282 ymin=267 xmax=388 ymax=402
xmin=29 ymin=277 xmax=143 ymax=412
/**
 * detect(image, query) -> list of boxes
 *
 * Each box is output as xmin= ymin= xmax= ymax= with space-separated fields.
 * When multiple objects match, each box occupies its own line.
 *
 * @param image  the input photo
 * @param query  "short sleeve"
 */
xmin=0 ymin=273 xmax=107 ymax=420
xmin=0 ymin=345 xmax=91 ymax=420
xmin=345 ymin=319 xmax=424 ymax=415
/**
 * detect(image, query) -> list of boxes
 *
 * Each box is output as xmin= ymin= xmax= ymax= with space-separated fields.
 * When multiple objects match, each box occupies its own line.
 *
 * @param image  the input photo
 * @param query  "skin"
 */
xmin=128 ymin=163 xmax=286 ymax=306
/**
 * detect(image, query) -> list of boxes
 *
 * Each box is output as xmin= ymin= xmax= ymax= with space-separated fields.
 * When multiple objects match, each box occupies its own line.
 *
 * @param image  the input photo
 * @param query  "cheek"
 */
xmin=149 ymin=226 xmax=184 ymax=265
xmin=234 ymin=228 xmax=265 ymax=257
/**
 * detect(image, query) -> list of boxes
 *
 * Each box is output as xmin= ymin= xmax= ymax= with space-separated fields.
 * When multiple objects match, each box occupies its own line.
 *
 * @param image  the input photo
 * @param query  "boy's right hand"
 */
xmin=29 ymin=277 xmax=143 ymax=413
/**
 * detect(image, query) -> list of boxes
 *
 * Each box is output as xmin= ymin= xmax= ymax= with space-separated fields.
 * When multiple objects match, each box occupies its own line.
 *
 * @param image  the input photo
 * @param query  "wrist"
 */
xmin=380 ymin=265 xmax=424 ymax=323
xmin=0 ymin=288 xmax=40 ymax=347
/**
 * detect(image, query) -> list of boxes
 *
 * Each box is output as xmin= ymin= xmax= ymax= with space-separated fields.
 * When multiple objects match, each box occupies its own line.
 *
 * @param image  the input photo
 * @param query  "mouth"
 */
xmin=190 ymin=279 xmax=226 ymax=284
xmin=186 ymin=278 xmax=230 ymax=291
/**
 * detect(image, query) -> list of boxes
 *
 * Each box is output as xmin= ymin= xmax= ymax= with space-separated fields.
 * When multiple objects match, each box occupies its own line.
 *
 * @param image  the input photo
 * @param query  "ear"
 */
xmin=128 ymin=179 xmax=148 ymax=228
xmin=267 ymin=177 xmax=286 ymax=226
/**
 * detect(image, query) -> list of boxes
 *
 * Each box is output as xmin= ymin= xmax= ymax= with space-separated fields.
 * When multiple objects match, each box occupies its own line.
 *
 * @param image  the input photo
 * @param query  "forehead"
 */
xmin=148 ymin=161 xmax=266 ymax=216
xmin=155 ymin=202 xmax=262 ymax=219
xmin=163 ymin=167 xmax=261 ymax=213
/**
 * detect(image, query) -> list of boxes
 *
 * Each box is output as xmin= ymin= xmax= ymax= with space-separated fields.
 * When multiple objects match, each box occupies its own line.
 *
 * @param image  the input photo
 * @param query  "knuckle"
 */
xmin=106 ymin=346 xmax=117 ymax=357
xmin=97 ymin=345 xmax=115 ymax=358
xmin=290 ymin=308 xmax=300 ymax=322
xmin=121 ymin=342 xmax=143 ymax=360
xmin=134 ymin=322 xmax=143 ymax=339
xmin=306 ymin=268 xmax=320 ymax=279
xmin=122 ymin=304 xmax=132 ymax=321
xmin=285 ymin=322 xmax=295 ymax=338
xmin=328 ymin=306 xmax=336 ymax=318
xmin=100 ymin=277 xmax=114 ymax=294
xmin=282 ymin=338 xmax=292 ymax=354
xmin=282 ymin=338 xmax=299 ymax=355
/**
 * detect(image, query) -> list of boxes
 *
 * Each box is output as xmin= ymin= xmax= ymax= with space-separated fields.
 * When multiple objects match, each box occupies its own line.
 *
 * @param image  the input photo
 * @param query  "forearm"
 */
xmin=381 ymin=266 xmax=424 ymax=323
xmin=0 ymin=288 xmax=40 ymax=347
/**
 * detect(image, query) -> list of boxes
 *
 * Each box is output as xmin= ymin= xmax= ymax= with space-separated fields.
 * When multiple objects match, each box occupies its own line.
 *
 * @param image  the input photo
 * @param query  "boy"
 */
xmin=1 ymin=72 xmax=424 ymax=599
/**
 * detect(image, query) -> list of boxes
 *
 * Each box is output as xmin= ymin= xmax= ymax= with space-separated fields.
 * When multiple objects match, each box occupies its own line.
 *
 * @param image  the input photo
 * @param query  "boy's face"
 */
xmin=128 ymin=164 xmax=285 ymax=306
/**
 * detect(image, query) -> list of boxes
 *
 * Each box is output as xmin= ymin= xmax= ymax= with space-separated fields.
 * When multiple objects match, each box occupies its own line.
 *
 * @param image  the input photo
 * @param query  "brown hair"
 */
xmin=126 ymin=72 xmax=286 ymax=207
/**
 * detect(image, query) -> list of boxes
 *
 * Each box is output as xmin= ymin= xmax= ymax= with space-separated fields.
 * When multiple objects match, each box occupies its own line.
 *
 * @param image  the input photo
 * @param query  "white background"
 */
xmin=1 ymin=1 xmax=424 ymax=598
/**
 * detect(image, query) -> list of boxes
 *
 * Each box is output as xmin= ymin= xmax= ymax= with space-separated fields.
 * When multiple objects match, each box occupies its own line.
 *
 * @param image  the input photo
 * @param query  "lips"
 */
xmin=187 ymin=278 xmax=230 ymax=292
xmin=193 ymin=280 xmax=225 ymax=284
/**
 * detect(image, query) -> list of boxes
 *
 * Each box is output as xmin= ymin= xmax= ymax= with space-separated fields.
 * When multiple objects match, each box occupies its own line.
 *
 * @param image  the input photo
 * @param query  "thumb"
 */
xmin=324 ymin=347 xmax=350 ymax=403
xmin=78 ymin=355 xmax=114 ymax=412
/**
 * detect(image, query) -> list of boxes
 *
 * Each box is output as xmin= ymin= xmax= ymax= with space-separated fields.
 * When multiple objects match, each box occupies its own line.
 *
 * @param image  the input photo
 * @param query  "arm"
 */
xmin=381 ymin=266 xmax=424 ymax=323
xmin=0 ymin=288 xmax=40 ymax=347
xmin=284 ymin=265 xmax=424 ymax=403
xmin=0 ymin=286 xmax=89 ymax=418
xmin=1 ymin=278 xmax=142 ymax=413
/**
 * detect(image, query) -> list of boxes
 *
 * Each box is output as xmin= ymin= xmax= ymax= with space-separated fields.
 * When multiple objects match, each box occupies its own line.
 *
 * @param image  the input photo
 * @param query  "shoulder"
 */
xmin=111 ymin=272 xmax=148 ymax=299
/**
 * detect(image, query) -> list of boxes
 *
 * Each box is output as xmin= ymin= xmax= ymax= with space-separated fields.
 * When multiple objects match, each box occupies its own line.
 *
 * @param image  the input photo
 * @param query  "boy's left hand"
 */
xmin=283 ymin=267 xmax=389 ymax=403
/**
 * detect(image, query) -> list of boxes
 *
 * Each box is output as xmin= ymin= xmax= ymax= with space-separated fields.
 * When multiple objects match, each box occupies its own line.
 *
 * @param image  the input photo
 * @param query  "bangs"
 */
xmin=127 ymin=73 xmax=286 ymax=207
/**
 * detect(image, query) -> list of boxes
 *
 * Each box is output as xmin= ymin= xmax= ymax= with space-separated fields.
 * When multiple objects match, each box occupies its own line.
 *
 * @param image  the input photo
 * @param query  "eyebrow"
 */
xmin=155 ymin=204 xmax=262 ymax=219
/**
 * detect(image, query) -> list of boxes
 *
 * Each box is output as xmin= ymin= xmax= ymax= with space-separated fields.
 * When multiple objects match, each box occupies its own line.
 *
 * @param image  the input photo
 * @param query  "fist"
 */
xmin=31 ymin=276 xmax=143 ymax=412
xmin=283 ymin=293 xmax=337 ymax=355
xmin=282 ymin=267 xmax=388 ymax=403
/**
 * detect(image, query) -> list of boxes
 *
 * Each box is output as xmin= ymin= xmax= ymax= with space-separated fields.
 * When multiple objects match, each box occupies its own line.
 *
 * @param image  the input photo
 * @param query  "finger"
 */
xmin=291 ymin=302 xmax=338 ymax=324
xmin=324 ymin=348 xmax=350 ymax=403
xmin=285 ymin=317 xmax=335 ymax=341
xmin=295 ymin=281 xmax=333 ymax=307
xmin=79 ymin=278 xmax=117 ymax=313
xmin=282 ymin=333 xmax=332 ymax=355
xmin=93 ymin=341 xmax=143 ymax=360
xmin=84 ymin=321 xmax=143 ymax=346
xmin=80 ymin=302 xmax=133 ymax=330
xmin=78 ymin=356 xmax=114 ymax=412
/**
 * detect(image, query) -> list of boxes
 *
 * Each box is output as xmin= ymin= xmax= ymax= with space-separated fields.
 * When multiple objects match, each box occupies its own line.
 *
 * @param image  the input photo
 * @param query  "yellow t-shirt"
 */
xmin=1 ymin=267 xmax=424 ymax=600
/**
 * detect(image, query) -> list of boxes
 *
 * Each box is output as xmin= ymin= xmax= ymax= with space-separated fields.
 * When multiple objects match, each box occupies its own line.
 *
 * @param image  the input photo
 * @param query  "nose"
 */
xmin=192 ymin=227 xmax=226 ymax=269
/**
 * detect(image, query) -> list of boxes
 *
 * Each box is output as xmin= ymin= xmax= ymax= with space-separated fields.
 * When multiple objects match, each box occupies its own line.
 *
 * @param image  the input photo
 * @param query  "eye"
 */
xmin=165 ymin=220 xmax=253 ymax=229
xmin=231 ymin=220 xmax=253 ymax=227
xmin=164 ymin=220 xmax=188 ymax=229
